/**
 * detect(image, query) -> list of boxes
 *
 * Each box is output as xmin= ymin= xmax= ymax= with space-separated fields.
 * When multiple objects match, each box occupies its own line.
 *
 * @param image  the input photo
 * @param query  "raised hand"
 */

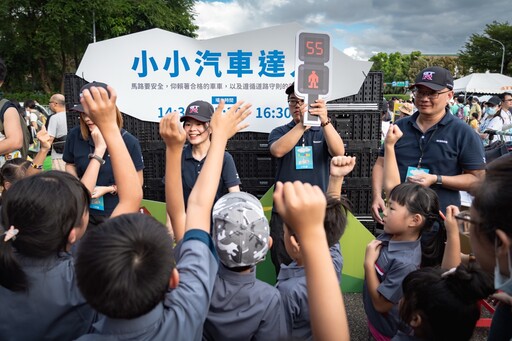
xmin=159 ymin=112 xmax=186 ymax=150
xmin=36 ymin=126 xmax=52 ymax=150
xmin=385 ymin=124 xmax=403 ymax=146
xmin=273 ymin=181 xmax=326 ymax=238
xmin=330 ymin=156 xmax=356 ymax=178
xmin=209 ymin=100 xmax=252 ymax=140
xmin=80 ymin=85 xmax=118 ymax=130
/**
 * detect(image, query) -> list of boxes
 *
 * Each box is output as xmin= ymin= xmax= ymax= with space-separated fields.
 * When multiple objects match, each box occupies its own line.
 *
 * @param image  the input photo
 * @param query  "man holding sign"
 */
xmin=268 ymin=82 xmax=344 ymax=274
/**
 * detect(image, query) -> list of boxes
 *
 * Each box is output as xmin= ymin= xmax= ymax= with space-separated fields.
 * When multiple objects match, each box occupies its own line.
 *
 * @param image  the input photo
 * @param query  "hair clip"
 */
xmin=2 ymin=226 xmax=19 ymax=242
xmin=441 ymin=267 xmax=457 ymax=277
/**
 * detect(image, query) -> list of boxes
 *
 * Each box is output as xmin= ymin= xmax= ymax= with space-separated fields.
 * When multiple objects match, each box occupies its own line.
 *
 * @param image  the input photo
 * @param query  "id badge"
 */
xmin=406 ymin=166 xmax=430 ymax=179
xmin=90 ymin=196 xmax=105 ymax=211
xmin=295 ymin=146 xmax=313 ymax=170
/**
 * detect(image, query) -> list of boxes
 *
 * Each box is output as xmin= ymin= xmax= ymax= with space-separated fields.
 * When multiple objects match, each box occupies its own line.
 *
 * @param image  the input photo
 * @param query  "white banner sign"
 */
xmin=76 ymin=23 xmax=372 ymax=133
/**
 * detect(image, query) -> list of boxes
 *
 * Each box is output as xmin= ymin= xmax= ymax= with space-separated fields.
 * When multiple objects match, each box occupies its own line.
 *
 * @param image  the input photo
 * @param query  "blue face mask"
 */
xmin=487 ymin=108 xmax=497 ymax=116
xmin=494 ymin=238 xmax=512 ymax=295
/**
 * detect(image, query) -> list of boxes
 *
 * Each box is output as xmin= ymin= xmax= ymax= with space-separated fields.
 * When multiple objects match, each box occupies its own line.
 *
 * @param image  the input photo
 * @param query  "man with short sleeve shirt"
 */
xmin=47 ymin=94 xmax=68 ymax=170
xmin=371 ymin=66 xmax=485 ymax=224
xmin=268 ymin=83 xmax=345 ymax=275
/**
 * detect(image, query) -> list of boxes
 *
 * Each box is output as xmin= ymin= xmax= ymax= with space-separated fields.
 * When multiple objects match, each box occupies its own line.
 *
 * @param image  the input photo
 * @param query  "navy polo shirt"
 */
xmin=181 ymin=144 xmax=241 ymax=207
xmin=269 ymin=121 xmax=331 ymax=202
xmin=380 ymin=109 xmax=485 ymax=210
xmin=63 ymin=126 xmax=144 ymax=216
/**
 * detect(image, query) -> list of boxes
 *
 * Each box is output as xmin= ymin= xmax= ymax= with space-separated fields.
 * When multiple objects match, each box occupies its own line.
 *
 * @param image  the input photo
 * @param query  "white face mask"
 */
xmin=494 ymin=237 xmax=512 ymax=295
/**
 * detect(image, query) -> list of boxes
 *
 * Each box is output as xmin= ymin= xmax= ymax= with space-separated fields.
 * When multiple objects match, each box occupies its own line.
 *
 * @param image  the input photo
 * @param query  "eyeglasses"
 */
xmin=288 ymin=99 xmax=305 ymax=106
xmin=412 ymin=88 xmax=451 ymax=100
xmin=454 ymin=210 xmax=478 ymax=234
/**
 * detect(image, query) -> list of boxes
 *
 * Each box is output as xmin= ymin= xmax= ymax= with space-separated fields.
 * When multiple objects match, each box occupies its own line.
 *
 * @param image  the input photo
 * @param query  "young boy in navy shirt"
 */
xmin=74 ymin=100 xmax=252 ymax=341
xmin=276 ymin=156 xmax=355 ymax=340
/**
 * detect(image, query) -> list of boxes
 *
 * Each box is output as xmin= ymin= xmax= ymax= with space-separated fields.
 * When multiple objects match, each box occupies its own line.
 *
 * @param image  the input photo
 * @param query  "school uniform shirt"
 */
xmin=0 ymin=252 xmax=96 ymax=340
xmin=276 ymin=244 xmax=343 ymax=341
xmin=63 ymin=126 xmax=144 ymax=217
xmin=181 ymin=144 xmax=240 ymax=207
xmin=363 ymin=233 xmax=421 ymax=338
xmin=202 ymin=264 xmax=287 ymax=341
xmin=379 ymin=109 xmax=485 ymax=211
xmin=77 ymin=230 xmax=219 ymax=341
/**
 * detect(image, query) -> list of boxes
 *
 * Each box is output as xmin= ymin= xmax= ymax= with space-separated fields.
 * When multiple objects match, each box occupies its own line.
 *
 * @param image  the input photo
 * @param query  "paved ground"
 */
xmin=344 ymin=293 xmax=489 ymax=340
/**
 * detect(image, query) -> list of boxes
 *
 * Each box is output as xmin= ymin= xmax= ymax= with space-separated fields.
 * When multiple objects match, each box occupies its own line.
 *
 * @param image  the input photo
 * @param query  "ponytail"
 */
xmin=421 ymin=213 xmax=447 ymax=267
xmin=0 ymin=227 xmax=28 ymax=291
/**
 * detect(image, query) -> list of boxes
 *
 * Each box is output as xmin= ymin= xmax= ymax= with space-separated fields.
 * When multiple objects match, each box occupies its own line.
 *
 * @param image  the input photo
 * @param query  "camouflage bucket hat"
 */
xmin=212 ymin=192 xmax=270 ymax=268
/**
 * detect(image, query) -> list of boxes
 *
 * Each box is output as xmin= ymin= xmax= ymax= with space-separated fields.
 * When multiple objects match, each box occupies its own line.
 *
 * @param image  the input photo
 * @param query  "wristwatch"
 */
xmin=436 ymin=174 xmax=443 ymax=185
xmin=88 ymin=153 xmax=106 ymax=165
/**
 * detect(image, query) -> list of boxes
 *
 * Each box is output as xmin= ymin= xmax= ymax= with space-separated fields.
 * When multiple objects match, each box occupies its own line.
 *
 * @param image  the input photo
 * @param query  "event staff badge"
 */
xmin=90 ymin=196 xmax=105 ymax=211
xmin=294 ymin=31 xmax=333 ymax=126
xmin=295 ymin=145 xmax=314 ymax=169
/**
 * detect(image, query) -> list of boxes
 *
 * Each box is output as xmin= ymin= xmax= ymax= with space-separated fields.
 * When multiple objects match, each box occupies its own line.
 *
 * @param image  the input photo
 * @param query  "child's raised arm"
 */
xmin=273 ymin=181 xmax=350 ymax=341
xmin=326 ymin=156 xmax=356 ymax=198
xmin=185 ymin=100 xmax=251 ymax=233
xmin=441 ymin=205 xmax=462 ymax=269
xmin=160 ymin=112 xmax=187 ymax=241
xmin=80 ymin=85 xmax=142 ymax=216
xmin=383 ymin=124 xmax=403 ymax=196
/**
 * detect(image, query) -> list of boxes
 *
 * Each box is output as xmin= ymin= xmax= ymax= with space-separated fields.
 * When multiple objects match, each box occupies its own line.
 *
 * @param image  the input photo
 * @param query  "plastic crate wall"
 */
xmin=230 ymin=151 xmax=276 ymax=179
xmin=143 ymin=177 xmax=165 ymax=202
xmin=343 ymin=148 xmax=379 ymax=178
xmin=332 ymin=111 xmax=381 ymax=141
xmin=328 ymin=71 xmax=383 ymax=105
xmin=342 ymin=187 xmax=372 ymax=216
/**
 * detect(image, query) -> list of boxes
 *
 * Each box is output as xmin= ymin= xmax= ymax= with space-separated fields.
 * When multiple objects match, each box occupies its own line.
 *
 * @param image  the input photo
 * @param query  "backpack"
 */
xmin=457 ymin=104 xmax=465 ymax=120
xmin=0 ymin=98 xmax=32 ymax=159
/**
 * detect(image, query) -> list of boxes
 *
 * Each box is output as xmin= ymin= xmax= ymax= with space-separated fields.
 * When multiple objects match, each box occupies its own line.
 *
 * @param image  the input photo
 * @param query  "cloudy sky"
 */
xmin=193 ymin=0 xmax=510 ymax=60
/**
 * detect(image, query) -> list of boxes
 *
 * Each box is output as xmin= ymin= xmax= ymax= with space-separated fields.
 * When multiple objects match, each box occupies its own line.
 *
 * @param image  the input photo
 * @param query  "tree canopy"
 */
xmin=458 ymin=21 xmax=511 ymax=75
xmin=0 ymin=0 xmax=197 ymax=94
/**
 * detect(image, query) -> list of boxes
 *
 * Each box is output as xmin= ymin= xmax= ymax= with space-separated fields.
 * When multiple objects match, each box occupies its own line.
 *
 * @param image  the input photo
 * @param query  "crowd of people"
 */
xmin=0 ymin=55 xmax=511 ymax=341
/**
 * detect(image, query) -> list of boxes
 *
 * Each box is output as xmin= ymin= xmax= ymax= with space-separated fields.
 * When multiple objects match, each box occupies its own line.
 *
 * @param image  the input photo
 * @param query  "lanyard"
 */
xmin=417 ymin=126 xmax=438 ymax=168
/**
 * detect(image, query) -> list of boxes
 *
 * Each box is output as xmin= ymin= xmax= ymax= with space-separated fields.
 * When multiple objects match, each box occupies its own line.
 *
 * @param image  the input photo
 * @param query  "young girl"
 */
xmin=363 ymin=125 xmax=447 ymax=340
xmin=0 ymin=83 xmax=142 ymax=340
xmin=394 ymin=263 xmax=494 ymax=341
xmin=0 ymin=171 xmax=95 ymax=340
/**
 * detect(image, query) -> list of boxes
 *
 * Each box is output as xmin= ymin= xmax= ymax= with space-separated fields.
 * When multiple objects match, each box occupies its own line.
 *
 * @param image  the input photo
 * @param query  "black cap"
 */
xmin=80 ymin=81 xmax=111 ymax=99
xmin=70 ymin=104 xmax=85 ymax=113
xmin=411 ymin=66 xmax=454 ymax=91
xmin=180 ymin=100 xmax=214 ymax=123
xmin=487 ymin=96 xmax=501 ymax=106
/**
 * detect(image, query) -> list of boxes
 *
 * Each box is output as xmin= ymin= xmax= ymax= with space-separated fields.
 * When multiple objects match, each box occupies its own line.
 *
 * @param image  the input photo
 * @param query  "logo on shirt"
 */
xmin=313 ymin=140 xmax=322 ymax=144
xmin=435 ymin=139 xmax=448 ymax=144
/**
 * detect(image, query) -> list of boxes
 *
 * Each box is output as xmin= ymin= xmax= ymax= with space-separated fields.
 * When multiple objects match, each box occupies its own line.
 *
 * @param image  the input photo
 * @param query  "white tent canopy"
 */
xmin=453 ymin=73 xmax=512 ymax=94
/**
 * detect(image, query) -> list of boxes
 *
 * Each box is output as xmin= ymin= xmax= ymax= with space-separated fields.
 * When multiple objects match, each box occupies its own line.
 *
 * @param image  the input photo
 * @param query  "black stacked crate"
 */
xmin=328 ymin=72 xmax=383 ymax=226
xmin=227 ymin=133 xmax=276 ymax=199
